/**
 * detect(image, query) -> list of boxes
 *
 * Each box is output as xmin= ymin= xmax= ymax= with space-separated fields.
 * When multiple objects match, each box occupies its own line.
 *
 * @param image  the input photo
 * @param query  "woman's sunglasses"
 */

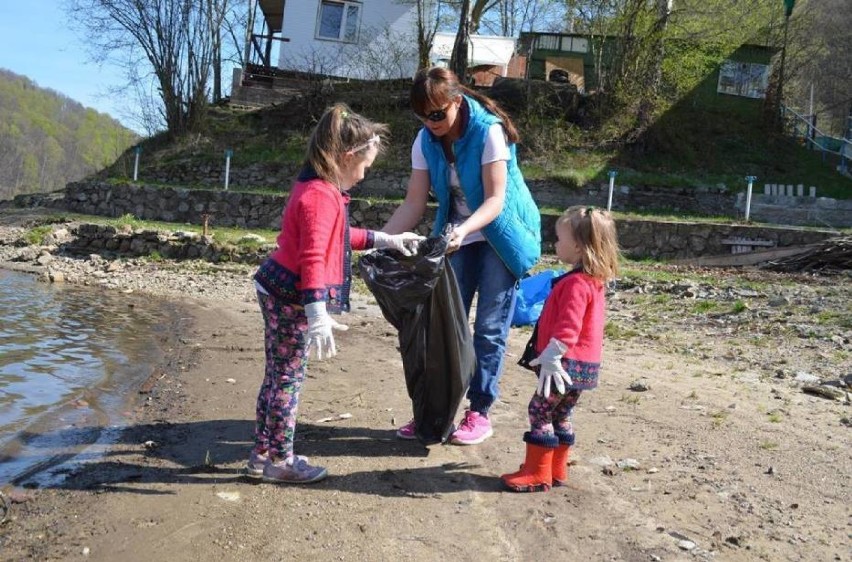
xmin=416 ymin=104 xmax=452 ymax=123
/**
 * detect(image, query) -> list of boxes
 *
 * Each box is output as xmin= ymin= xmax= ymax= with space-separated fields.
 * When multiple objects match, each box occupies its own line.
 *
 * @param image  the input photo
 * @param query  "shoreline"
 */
xmin=0 ymin=264 xmax=199 ymax=492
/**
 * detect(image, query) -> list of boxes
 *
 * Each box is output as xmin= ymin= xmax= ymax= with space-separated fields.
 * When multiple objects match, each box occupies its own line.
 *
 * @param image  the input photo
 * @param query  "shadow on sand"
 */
xmin=8 ymin=420 xmax=502 ymax=497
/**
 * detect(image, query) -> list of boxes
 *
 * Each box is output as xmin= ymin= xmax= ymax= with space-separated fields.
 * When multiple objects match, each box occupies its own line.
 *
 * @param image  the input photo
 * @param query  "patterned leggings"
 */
xmin=253 ymin=291 xmax=308 ymax=461
xmin=528 ymin=389 xmax=582 ymax=443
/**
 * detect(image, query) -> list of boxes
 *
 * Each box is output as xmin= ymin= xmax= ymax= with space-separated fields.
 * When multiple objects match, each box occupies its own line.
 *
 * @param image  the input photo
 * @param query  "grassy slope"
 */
xmin=117 ymin=86 xmax=850 ymax=200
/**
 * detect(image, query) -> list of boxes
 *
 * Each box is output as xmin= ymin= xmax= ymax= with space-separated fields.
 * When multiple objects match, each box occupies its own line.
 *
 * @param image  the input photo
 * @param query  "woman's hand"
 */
xmin=446 ymin=227 xmax=468 ymax=253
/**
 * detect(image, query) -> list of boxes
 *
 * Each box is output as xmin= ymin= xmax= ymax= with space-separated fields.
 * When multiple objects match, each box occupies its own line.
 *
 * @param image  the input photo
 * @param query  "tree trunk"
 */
xmin=450 ymin=0 xmax=472 ymax=80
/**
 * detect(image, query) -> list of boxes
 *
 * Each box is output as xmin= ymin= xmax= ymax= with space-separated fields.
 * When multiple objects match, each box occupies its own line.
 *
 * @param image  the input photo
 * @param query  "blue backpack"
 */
xmin=511 ymin=269 xmax=565 ymax=327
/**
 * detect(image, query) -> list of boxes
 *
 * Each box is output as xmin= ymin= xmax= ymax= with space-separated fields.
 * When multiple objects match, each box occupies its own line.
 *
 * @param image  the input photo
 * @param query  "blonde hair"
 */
xmin=557 ymin=206 xmax=620 ymax=282
xmin=304 ymin=103 xmax=390 ymax=184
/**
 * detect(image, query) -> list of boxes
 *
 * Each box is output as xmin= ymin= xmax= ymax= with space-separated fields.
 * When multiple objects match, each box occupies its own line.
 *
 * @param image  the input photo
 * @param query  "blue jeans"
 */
xmin=449 ymin=241 xmax=518 ymax=414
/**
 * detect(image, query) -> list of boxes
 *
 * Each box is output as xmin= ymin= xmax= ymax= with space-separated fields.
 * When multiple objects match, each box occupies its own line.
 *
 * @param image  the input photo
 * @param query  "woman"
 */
xmin=383 ymin=67 xmax=541 ymax=445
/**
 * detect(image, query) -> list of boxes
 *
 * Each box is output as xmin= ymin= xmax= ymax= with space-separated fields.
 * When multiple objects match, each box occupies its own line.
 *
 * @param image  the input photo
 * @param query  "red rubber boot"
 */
xmin=501 ymin=443 xmax=554 ymax=492
xmin=552 ymin=444 xmax=571 ymax=486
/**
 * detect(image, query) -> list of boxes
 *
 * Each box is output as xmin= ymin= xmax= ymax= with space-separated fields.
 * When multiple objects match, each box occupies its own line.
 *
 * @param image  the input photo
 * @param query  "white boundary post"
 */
xmin=744 ymin=175 xmax=757 ymax=221
xmin=607 ymin=170 xmax=617 ymax=211
xmin=133 ymin=146 xmax=142 ymax=181
xmin=224 ymin=149 xmax=233 ymax=191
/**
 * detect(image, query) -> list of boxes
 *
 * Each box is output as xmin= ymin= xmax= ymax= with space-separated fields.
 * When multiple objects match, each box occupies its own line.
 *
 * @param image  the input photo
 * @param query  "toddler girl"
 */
xmin=501 ymin=206 xmax=619 ymax=492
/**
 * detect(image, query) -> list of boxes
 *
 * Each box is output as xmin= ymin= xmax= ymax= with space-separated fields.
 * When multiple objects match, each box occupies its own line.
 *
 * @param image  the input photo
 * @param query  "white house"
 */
xmin=429 ymin=32 xmax=517 ymax=85
xmin=271 ymin=0 xmax=420 ymax=80
xmin=430 ymin=32 xmax=515 ymax=71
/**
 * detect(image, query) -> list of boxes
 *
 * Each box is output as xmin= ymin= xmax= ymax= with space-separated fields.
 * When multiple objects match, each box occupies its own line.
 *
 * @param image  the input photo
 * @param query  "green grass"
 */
xmin=692 ymin=300 xmax=719 ymax=314
xmin=24 ymin=225 xmax=53 ymax=245
xmin=604 ymin=321 xmax=640 ymax=340
xmin=731 ymin=300 xmax=748 ymax=314
xmin=766 ymin=411 xmax=783 ymax=423
xmin=710 ymin=410 xmax=729 ymax=428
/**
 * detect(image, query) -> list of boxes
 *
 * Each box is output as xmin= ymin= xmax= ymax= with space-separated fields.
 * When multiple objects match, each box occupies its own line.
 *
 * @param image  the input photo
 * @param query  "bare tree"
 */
xmin=66 ymin=0 xmax=231 ymax=137
xmin=784 ymin=0 xmax=852 ymax=135
xmin=450 ymin=0 xmax=473 ymax=79
xmin=396 ymin=0 xmax=444 ymax=70
xmin=470 ymin=0 xmax=501 ymax=32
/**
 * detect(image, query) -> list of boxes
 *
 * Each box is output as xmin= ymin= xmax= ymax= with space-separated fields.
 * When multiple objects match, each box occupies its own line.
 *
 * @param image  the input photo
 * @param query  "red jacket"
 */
xmin=524 ymin=269 xmax=605 ymax=389
xmin=254 ymin=171 xmax=373 ymax=313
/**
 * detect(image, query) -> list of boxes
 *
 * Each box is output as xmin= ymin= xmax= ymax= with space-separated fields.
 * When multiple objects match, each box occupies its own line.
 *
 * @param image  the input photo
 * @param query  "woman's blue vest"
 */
xmin=419 ymin=95 xmax=541 ymax=279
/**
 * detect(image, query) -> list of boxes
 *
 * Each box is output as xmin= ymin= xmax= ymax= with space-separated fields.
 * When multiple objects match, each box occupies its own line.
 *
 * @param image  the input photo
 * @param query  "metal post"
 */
xmin=807 ymin=82 xmax=814 ymax=148
xmin=607 ymin=170 xmax=617 ymax=211
xmin=744 ymin=175 xmax=757 ymax=221
xmin=133 ymin=146 xmax=142 ymax=181
xmin=224 ymin=149 xmax=233 ymax=191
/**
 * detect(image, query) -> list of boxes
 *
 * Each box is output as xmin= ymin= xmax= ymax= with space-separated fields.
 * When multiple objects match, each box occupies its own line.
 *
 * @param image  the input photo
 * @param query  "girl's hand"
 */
xmin=374 ymin=231 xmax=425 ymax=256
xmin=530 ymin=338 xmax=572 ymax=398
xmin=305 ymin=302 xmax=349 ymax=360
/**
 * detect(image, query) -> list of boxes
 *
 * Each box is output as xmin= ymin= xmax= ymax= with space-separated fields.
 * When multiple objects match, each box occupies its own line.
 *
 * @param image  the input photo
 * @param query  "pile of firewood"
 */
xmin=762 ymin=236 xmax=852 ymax=273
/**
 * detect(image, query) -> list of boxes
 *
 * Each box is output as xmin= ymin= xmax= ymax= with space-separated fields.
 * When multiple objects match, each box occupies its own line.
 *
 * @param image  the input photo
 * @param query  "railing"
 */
xmin=781 ymin=104 xmax=851 ymax=176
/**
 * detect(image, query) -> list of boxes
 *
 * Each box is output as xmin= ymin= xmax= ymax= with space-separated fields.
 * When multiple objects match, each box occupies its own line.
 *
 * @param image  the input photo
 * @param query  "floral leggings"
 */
xmin=528 ymin=389 xmax=582 ymax=443
xmin=253 ymin=291 xmax=308 ymax=461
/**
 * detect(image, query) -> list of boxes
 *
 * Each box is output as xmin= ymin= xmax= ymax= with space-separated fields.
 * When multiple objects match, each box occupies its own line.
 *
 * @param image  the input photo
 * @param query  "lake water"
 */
xmin=0 ymin=269 xmax=180 ymax=488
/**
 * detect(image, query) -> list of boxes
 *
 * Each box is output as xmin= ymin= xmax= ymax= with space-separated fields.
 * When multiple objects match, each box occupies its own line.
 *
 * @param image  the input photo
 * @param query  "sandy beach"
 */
xmin=0 ymin=209 xmax=850 ymax=562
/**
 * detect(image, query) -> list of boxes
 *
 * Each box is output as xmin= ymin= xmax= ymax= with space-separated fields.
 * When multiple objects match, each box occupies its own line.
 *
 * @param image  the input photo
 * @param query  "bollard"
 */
xmin=224 ymin=149 xmax=233 ymax=191
xmin=133 ymin=145 xmax=142 ymax=181
xmin=744 ymin=175 xmax=757 ymax=221
xmin=607 ymin=170 xmax=617 ymax=211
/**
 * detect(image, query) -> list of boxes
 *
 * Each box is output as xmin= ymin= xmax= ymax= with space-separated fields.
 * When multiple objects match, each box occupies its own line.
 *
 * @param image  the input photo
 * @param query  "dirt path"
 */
xmin=1 ymin=279 xmax=849 ymax=561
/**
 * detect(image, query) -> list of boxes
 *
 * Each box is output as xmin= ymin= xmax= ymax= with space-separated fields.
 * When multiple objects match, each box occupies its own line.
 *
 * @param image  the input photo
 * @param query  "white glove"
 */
xmin=374 ymin=231 xmax=425 ymax=256
xmin=530 ymin=338 xmax=572 ymax=399
xmin=305 ymin=301 xmax=349 ymax=360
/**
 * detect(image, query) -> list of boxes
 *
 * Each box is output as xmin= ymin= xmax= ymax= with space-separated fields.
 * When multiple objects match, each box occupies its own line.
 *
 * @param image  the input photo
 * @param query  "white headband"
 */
xmin=349 ymin=135 xmax=380 ymax=154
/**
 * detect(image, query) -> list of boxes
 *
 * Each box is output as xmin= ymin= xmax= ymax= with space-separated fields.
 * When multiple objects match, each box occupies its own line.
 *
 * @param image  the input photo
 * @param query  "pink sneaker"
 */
xmin=245 ymin=450 xmax=269 ymax=478
xmin=395 ymin=419 xmax=417 ymax=440
xmin=450 ymin=410 xmax=493 ymax=445
xmin=262 ymin=456 xmax=327 ymax=484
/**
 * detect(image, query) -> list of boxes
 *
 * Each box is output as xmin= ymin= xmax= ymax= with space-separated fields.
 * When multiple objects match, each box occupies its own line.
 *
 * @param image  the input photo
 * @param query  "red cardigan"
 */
xmin=536 ymin=270 xmax=605 ymax=362
xmin=254 ymin=173 xmax=373 ymax=313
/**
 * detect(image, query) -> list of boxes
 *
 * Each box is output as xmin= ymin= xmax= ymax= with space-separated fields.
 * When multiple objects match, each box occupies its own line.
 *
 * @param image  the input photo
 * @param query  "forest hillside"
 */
xmin=0 ymin=68 xmax=138 ymax=200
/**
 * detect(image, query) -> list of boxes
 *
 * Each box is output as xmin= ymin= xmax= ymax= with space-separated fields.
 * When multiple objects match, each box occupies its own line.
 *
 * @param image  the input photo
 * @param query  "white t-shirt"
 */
xmin=411 ymin=124 xmax=510 ymax=245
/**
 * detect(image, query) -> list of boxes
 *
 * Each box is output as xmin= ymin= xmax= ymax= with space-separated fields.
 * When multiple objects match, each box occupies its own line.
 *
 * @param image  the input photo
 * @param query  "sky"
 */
xmin=0 ymin=2 xmax=142 ymax=133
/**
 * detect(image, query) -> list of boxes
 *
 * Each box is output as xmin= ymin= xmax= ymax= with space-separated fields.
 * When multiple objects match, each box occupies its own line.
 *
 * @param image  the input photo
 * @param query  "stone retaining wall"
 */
xmin=87 ymin=159 xmax=851 ymax=227
xmin=63 ymin=223 xmax=267 ymax=264
xmin=55 ymin=182 xmax=838 ymax=261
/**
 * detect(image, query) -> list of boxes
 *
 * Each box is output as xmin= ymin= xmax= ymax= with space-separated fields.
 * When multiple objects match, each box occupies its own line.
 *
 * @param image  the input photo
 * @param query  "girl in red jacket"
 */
xmin=502 ymin=206 xmax=620 ymax=492
xmin=247 ymin=103 xmax=423 ymax=484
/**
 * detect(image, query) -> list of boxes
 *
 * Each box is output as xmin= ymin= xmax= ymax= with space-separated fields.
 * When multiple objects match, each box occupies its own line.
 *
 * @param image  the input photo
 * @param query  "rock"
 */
xmin=802 ymin=384 xmax=845 ymax=401
xmin=794 ymin=371 xmax=821 ymax=384
xmin=628 ymin=380 xmax=650 ymax=391
xmin=616 ymin=458 xmax=640 ymax=470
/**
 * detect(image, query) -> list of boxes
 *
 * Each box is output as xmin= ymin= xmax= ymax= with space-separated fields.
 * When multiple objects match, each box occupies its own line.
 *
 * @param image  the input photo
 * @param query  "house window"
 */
xmin=560 ymin=37 xmax=588 ymax=54
xmin=316 ymin=1 xmax=361 ymax=43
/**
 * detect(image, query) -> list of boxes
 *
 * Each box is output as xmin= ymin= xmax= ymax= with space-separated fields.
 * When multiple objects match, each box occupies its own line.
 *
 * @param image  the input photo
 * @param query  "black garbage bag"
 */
xmin=358 ymin=235 xmax=474 ymax=445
